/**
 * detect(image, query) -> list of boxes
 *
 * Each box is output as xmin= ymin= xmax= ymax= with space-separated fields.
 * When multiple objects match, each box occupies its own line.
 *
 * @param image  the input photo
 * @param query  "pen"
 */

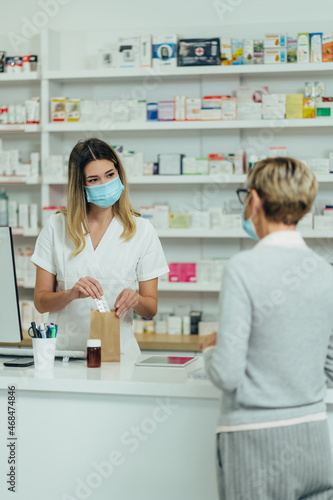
xmin=39 ymin=323 xmax=46 ymax=339
xmin=49 ymin=326 xmax=56 ymax=338
xmin=31 ymin=321 xmax=38 ymax=338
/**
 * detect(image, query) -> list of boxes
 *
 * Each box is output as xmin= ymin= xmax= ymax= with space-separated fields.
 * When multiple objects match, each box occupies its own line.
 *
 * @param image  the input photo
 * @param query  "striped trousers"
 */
xmin=216 ymin=420 xmax=333 ymax=500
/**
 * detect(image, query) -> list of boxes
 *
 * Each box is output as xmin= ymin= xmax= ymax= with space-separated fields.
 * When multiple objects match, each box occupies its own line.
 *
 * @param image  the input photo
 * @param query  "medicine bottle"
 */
xmin=87 ymin=339 xmax=101 ymax=368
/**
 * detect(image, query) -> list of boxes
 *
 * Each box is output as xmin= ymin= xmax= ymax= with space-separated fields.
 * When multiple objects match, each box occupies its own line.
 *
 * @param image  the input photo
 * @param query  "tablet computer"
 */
xmin=135 ymin=355 xmax=197 ymax=368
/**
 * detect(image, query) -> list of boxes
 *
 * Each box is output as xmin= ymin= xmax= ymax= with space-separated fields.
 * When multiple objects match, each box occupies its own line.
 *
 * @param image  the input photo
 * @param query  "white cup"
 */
xmin=32 ymin=338 xmax=56 ymax=374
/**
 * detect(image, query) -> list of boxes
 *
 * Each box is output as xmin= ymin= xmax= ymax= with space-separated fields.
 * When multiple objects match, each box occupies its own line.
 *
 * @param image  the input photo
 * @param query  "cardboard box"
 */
xmin=201 ymin=107 xmax=221 ymax=120
xmin=174 ymin=95 xmax=186 ymax=121
xmin=315 ymin=82 xmax=325 ymax=97
xmin=182 ymin=157 xmax=197 ymax=174
xmin=190 ymin=211 xmax=210 ymax=229
xmin=237 ymin=102 xmax=262 ymax=120
xmin=264 ymin=48 xmax=287 ymax=64
xmin=140 ymin=35 xmax=152 ymax=68
xmin=303 ymin=98 xmax=315 ymax=118
xmin=97 ymin=46 xmax=117 ymax=69
xmin=220 ymin=38 xmax=232 ymax=65
xmin=51 ymin=97 xmax=66 ymax=122
xmin=118 ymin=37 xmax=140 ymax=68
xmin=308 ymin=158 xmax=329 ymax=173
xmin=147 ymin=103 xmax=158 ymax=121
xmin=66 ymin=99 xmax=81 ymax=122
xmin=221 ymin=97 xmax=237 ymax=120
xmin=152 ymin=34 xmax=177 ymax=68
xmin=129 ymin=100 xmax=147 ymax=122
xmin=254 ymin=40 xmax=264 ymax=64
xmin=286 ymin=94 xmax=303 ymax=119
xmin=186 ymin=98 xmax=201 ymax=120
xmin=316 ymin=101 xmax=333 ymax=117
xmin=264 ymin=34 xmax=287 ymax=48
xmin=169 ymin=213 xmax=191 ymax=229
xmin=158 ymin=101 xmax=174 ymax=121
xmin=322 ymin=34 xmax=333 ymax=62
xmin=158 ymin=154 xmax=183 ymax=175
xmin=262 ymin=94 xmax=286 ymax=119
xmin=177 ymin=38 xmax=220 ymax=66
xmin=298 ymin=33 xmax=310 ymax=63
xmin=232 ymin=39 xmax=243 ymax=65
xmin=243 ymin=39 xmax=254 ymax=64
xmin=287 ymin=37 xmax=297 ymax=63
xmin=310 ymin=33 xmax=322 ymax=63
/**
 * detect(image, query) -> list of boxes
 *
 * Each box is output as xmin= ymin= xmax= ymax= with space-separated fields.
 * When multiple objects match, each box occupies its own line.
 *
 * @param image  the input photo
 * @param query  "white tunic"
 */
xmin=31 ymin=213 xmax=169 ymax=355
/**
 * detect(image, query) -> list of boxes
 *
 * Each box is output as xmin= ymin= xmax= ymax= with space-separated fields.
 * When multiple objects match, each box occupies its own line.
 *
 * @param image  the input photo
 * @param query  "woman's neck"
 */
xmin=87 ymin=204 xmax=114 ymax=225
xmin=259 ymin=220 xmax=296 ymax=239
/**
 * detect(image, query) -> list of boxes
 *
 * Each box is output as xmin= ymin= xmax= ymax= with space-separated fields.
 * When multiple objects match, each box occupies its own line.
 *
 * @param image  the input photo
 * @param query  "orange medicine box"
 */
xmin=303 ymin=98 xmax=315 ymax=119
xmin=322 ymin=34 xmax=333 ymax=62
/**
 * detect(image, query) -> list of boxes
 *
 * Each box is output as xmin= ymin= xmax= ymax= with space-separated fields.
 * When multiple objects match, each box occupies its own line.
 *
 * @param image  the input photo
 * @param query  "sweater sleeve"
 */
xmin=203 ymin=259 xmax=252 ymax=393
xmin=325 ymin=334 xmax=333 ymax=386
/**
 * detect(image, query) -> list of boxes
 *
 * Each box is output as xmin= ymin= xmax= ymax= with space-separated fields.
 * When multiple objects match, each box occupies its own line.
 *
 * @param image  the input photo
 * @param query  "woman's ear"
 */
xmin=251 ymin=189 xmax=262 ymax=214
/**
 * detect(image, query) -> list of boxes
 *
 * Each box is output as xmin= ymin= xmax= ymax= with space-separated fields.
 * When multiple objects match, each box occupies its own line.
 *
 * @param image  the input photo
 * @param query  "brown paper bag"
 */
xmin=89 ymin=309 xmax=120 ymax=362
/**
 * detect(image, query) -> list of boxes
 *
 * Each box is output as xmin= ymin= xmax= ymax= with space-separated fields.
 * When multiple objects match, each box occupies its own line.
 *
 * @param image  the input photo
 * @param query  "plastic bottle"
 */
xmin=0 ymin=189 xmax=8 ymax=226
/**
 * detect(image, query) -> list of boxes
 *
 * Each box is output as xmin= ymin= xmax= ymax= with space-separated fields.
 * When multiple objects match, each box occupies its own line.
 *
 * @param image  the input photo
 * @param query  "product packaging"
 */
xmin=268 ymin=146 xmax=287 ymax=157
xmin=264 ymin=49 xmax=287 ymax=64
xmin=25 ymin=98 xmax=40 ymax=124
xmin=303 ymin=98 xmax=316 ymax=118
xmin=51 ymin=98 xmax=66 ymax=122
xmin=5 ymin=57 xmax=14 ymax=73
xmin=231 ymin=39 xmax=243 ymax=64
xmin=182 ymin=157 xmax=197 ymax=175
xmin=310 ymin=33 xmax=323 ymax=63
xmin=287 ymin=37 xmax=298 ymax=63
xmin=13 ymin=56 xmax=22 ymax=73
xmin=158 ymin=154 xmax=183 ymax=175
xmin=316 ymin=101 xmax=333 ymax=117
xmin=264 ymin=34 xmax=287 ymax=48
xmin=322 ymin=34 xmax=333 ymax=62
xmin=298 ymin=33 xmax=310 ymax=63
xmin=298 ymin=213 xmax=313 ymax=230
xmin=147 ymin=102 xmax=158 ymax=121
xmin=118 ymin=37 xmax=140 ymax=68
xmin=158 ymin=101 xmax=174 ymax=121
xmin=237 ymin=102 xmax=262 ymax=120
xmin=315 ymin=81 xmax=325 ymax=97
xmin=190 ymin=211 xmax=210 ymax=229
xmin=329 ymin=152 xmax=333 ymax=173
xmin=152 ymin=35 xmax=177 ymax=69
xmin=286 ymin=94 xmax=303 ymax=119
xmin=0 ymin=51 xmax=5 ymax=72
xmin=221 ymin=97 xmax=237 ymax=120
xmin=305 ymin=81 xmax=315 ymax=98
xmin=308 ymin=158 xmax=330 ymax=173
xmin=129 ymin=100 xmax=147 ymax=122
xmin=23 ymin=55 xmax=38 ymax=72
xmin=167 ymin=315 xmax=182 ymax=335
xmin=154 ymin=205 xmax=169 ymax=229
xmin=97 ymin=46 xmax=117 ymax=69
xmin=190 ymin=311 xmax=202 ymax=335
xmin=174 ymin=95 xmax=186 ymax=121
xmin=253 ymin=40 xmax=264 ymax=64
xmin=220 ymin=38 xmax=232 ymax=65
xmin=66 ymin=99 xmax=80 ymax=122
xmin=195 ymin=158 xmax=209 ymax=174
xmin=243 ymin=39 xmax=254 ymax=64
xmin=169 ymin=213 xmax=191 ymax=229
xmin=140 ymin=35 xmax=152 ymax=68
xmin=177 ymin=38 xmax=220 ymax=66
xmin=208 ymin=154 xmax=233 ymax=175
xmin=186 ymin=98 xmax=201 ymax=120
xmin=262 ymin=94 xmax=286 ymax=119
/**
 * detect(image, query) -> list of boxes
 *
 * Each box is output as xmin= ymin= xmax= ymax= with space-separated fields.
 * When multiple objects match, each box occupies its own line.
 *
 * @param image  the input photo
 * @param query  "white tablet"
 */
xmin=135 ymin=355 xmax=197 ymax=368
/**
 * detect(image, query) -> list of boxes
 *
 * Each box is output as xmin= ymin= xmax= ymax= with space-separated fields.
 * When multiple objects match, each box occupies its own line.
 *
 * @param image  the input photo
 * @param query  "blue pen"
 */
xmin=39 ymin=323 xmax=46 ymax=339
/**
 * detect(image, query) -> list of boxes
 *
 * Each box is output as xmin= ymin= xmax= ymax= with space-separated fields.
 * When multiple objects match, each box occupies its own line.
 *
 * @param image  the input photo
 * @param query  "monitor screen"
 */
xmin=0 ymin=227 xmax=22 ymax=343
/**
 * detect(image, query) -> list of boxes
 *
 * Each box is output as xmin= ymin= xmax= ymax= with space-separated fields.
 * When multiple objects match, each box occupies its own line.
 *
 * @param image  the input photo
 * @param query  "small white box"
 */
xmin=196 ymin=158 xmax=209 ymax=175
xmin=167 ymin=315 xmax=182 ymax=335
xmin=264 ymin=49 xmax=287 ymax=64
xmin=221 ymin=98 xmax=237 ymax=120
xmin=174 ymin=95 xmax=186 ymax=121
xmin=243 ymin=39 xmax=254 ymax=64
xmin=154 ymin=205 xmax=169 ymax=229
xmin=19 ymin=203 xmax=29 ymax=229
xmin=308 ymin=158 xmax=330 ymax=174
xmin=209 ymin=207 xmax=223 ymax=229
xmin=201 ymin=107 xmax=221 ymax=120
xmin=129 ymin=100 xmax=147 ymax=122
xmin=297 ymin=213 xmax=313 ymax=230
xmin=237 ymin=102 xmax=262 ymax=120
xmin=111 ymin=100 xmax=130 ymax=122
xmin=158 ymin=154 xmax=183 ymax=175
xmin=29 ymin=203 xmax=38 ymax=231
xmin=118 ymin=37 xmax=140 ymax=68
xmin=314 ymin=215 xmax=333 ymax=230
xmin=264 ymin=34 xmax=287 ymax=48
xmin=221 ymin=214 xmax=242 ymax=230
xmin=182 ymin=157 xmax=197 ymax=175
xmin=186 ymin=98 xmax=201 ymax=120
xmin=209 ymin=160 xmax=233 ymax=176
xmin=190 ymin=211 xmax=210 ymax=229
xmin=140 ymin=35 xmax=152 ymax=68
xmin=97 ymin=45 xmax=117 ymax=69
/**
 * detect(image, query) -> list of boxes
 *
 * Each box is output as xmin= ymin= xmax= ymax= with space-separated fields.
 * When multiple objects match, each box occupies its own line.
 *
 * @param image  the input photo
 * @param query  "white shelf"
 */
xmin=0 ymin=176 xmax=41 ymax=185
xmin=0 ymin=72 xmax=40 ymax=83
xmin=0 ymin=124 xmax=41 ymax=133
xmin=45 ymin=63 xmax=333 ymax=81
xmin=157 ymin=229 xmax=333 ymax=239
xmin=11 ymin=227 xmax=40 ymax=237
xmin=158 ymin=282 xmax=220 ymax=292
xmin=45 ymin=119 xmax=333 ymax=133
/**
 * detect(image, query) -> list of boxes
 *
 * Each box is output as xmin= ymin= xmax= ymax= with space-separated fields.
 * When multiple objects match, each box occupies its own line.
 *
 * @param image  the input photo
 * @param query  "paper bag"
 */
xmin=89 ymin=309 xmax=120 ymax=362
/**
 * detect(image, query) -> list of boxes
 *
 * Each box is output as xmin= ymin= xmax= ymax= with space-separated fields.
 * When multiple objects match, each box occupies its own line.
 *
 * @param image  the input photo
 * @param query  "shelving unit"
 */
xmin=3 ymin=27 xmax=333 ymax=319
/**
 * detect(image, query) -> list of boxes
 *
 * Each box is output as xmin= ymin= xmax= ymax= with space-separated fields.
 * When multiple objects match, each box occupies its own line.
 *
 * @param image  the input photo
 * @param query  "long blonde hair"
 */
xmin=59 ymin=138 xmax=141 ymax=257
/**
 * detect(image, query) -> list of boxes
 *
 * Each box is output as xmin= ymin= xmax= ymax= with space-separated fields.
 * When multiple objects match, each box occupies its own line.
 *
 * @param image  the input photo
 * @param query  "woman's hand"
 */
xmin=114 ymin=289 xmax=139 ymax=318
xmin=69 ymin=277 xmax=104 ymax=301
xmin=200 ymin=331 xmax=217 ymax=351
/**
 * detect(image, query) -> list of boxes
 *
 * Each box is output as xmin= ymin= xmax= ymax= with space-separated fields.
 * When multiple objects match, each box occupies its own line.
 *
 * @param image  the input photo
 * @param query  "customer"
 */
xmin=202 ymin=157 xmax=333 ymax=500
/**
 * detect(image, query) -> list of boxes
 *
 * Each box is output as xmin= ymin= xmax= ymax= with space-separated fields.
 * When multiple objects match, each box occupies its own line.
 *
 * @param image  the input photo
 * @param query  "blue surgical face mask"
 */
xmin=241 ymin=204 xmax=259 ymax=241
xmin=85 ymin=176 xmax=125 ymax=208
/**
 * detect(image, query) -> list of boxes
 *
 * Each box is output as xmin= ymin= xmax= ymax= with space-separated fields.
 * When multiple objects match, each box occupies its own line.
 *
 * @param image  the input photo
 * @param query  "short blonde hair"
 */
xmin=246 ymin=157 xmax=318 ymax=225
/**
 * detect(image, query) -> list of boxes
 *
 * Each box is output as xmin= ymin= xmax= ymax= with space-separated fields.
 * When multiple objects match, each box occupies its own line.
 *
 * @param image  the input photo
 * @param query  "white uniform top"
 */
xmin=31 ymin=213 xmax=169 ymax=355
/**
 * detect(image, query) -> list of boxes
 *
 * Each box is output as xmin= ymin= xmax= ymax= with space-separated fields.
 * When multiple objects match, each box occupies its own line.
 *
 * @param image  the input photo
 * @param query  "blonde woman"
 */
xmin=32 ymin=138 xmax=169 ymax=355
xmin=202 ymin=157 xmax=333 ymax=499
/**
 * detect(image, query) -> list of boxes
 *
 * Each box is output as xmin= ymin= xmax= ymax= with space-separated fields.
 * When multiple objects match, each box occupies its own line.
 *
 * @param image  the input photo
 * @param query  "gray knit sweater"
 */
xmin=204 ymin=237 xmax=333 ymax=426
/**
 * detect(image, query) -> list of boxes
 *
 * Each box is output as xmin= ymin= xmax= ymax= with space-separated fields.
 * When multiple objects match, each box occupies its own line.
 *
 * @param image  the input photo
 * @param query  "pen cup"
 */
xmin=32 ymin=338 xmax=56 ymax=373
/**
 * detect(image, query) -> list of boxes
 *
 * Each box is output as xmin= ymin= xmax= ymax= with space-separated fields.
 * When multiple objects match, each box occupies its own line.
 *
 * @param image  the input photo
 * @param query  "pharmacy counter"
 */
xmin=0 ymin=356 xmax=332 ymax=500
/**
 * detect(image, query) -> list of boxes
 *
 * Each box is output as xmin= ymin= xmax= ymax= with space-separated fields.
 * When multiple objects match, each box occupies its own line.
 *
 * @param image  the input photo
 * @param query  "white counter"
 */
xmin=0 ymin=355 xmax=332 ymax=500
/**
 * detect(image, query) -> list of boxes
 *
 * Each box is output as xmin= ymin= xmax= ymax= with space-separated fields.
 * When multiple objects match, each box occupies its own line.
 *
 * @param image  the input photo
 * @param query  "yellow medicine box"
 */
xmin=303 ymin=98 xmax=315 ymax=119
xmin=169 ymin=213 xmax=191 ymax=229
xmin=286 ymin=94 xmax=304 ymax=119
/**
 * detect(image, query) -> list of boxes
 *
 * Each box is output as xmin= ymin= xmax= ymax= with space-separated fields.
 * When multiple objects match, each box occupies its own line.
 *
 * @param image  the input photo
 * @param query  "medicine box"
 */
xmin=314 ymin=215 xmax=333 ymax=230
xmin=118 ymin=37 xmax=140 ymax=68
xmin=158 ymin=101 xmax=174 ymax=121
xmin=129 ymin=100 xmax=147 ymax=122
xmin=303 ymin=98 xmax=315 ymax=118
xmin=297 ymin=213 xmax=313 ymax=230
xmin=147 ymin=102 xmax=158 ymax=121
xmin=305 ymin=82 xmax=315 ymax=98
xmin=237 ymin=102 xmax=262 ymax=120
xmin=201 ymin=107 xmax=221 ymax=120
xmin=220 ymin=38 xmax=232 ymax=65
xmin=169 ymin=213 xmax=191 ymax=229
xmin=190 ymin=211 xmax=210 ymax=229
xmin=51 ymin=97 xmax=66 ymax=122
xmin=287 ymin=37 xmax=297 ymax=63
xmin=97 ymin=45 xmax=117 ymax=69
xmin=140 ymin=206 xmax=155 ymax=225
xmin=286 ymin=94 xmax=303 ymax=119
xmin=140 ymin=35 xmax=152 ymax=67
xmin=174 ymin=95 xmax=186 ymax=121
xmin=152 ymin=34 xmax=177 ymax=69
xmin=316 ymin=101 xmax=333 ymax=117
xmin=298 ymin=33 xmax=310 ymax=63
xmin=154 ymin=205 xmax=169 ymax=229
xmin=322 ymin=34 xmax=333 ymax=62
xmin=167 ymin=315 xmax=182 ymax=335
xmin=177 ymin=38 xmax=220 ymax=66
xmin=186 ymin=98 xmax=201 ymax=120
xmin=232 ymin=39 xmax=243 ymax=64
xmin=182 ymin=157 xmax=197 ymax=175
xmin=254 ymin=40 xmax=264 ymax=64
xmin=264 ymin=48 xmax=287 ymax=64
xmin=308 ymin=158 xmax=329 ymax=173
xmin=221 ymin=97 xmax=237 ymax=120
xmin=310 ymin=33 xmax=322 ymax=63
xmin=158 ymin=154 xmax=183 ymax=175
xmin=264 ymin=34 xmax=287 ymax=48
xmin=66 ymin=99 xmax=80 ymax=122
xmin=243 ymin=40 xmax=254 ymax=64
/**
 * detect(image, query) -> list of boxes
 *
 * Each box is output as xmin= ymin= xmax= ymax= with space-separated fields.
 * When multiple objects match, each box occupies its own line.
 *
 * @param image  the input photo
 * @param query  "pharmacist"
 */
xmin=31 ymin=138 xmax=169 ymax=355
